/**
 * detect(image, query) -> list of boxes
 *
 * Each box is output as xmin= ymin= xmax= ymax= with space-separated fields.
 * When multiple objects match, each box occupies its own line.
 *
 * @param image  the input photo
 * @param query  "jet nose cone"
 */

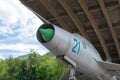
xmin=39 ymin=28 xmax=54 ymax=42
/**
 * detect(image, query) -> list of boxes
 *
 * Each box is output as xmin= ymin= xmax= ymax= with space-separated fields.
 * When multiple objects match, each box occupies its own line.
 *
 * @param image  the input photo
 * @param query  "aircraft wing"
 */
xmin=98 ymin=61 xmax=120 ymax=77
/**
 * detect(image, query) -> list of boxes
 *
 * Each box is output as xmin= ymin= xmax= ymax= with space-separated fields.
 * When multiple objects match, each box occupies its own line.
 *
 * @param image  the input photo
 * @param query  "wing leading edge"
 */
xmin=98 ymin=61 xmax=120 ymax=77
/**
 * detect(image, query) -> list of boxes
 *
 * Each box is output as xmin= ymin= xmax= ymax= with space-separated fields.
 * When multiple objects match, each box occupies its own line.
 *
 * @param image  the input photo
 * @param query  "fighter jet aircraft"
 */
xmin=36 ymin=22 xmax=120 ymax=80
xmin=22 ymin=4 xmax=120 ymax=80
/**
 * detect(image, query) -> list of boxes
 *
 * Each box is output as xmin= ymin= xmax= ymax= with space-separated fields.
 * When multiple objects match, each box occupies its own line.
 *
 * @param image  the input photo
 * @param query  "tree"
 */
xmin=0 ymin=60 xmax=8 ymax=80
xmin=0 ymin=51 xmax=69 ymax=80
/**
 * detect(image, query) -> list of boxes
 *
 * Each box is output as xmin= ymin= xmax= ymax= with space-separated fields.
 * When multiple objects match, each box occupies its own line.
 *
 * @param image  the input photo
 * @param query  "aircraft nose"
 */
xmin=39 ymin=28 xmax=54 ymax=42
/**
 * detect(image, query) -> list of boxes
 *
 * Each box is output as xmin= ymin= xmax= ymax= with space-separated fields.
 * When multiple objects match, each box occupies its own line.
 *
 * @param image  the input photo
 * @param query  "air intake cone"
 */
xmin=39 ymin=28 xmax=54 ymax=42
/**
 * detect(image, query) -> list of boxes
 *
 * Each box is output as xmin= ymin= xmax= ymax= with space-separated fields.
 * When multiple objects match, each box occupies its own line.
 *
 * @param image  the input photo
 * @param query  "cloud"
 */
xmin=0 ymin=0 xmax=43 ymax=39
xmin=0 ymin=0 xmax=44 ymax=45
xmin=0 ymin=43 xmax=39 ymax=52
xmin=0 ymin=27 xmax=14 ymax=36
xmin=0 ymin=0 xmax=48 ymax=58
xmin=0 ymin=55 xmax=5 ymax=60
xmin=0 ymin=43 xmax=49 ymax=57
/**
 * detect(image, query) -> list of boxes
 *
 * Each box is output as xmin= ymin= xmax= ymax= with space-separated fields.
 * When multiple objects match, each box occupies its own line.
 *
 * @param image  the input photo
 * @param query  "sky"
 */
xmin=0 ymin=0 xmax=49 ymax=59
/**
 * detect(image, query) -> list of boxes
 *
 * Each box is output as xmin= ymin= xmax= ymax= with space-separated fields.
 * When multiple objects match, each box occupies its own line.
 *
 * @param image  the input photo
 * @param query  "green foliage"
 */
xmin=0 ymin=51 xmax=69 ymax=80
